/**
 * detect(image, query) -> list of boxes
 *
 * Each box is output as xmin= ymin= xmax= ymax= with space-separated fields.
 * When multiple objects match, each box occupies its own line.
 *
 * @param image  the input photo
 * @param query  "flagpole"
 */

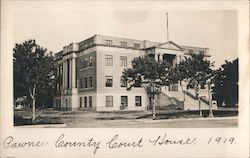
xmin=166 ymin=12 xmax=169 ymax=41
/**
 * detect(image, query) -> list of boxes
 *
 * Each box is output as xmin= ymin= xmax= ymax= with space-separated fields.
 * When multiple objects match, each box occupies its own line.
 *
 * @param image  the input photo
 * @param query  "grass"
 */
xmin=14 ymin=108 xmax=238 ymax=126
xmin=14 ymin=114 xmax=63 ymax=126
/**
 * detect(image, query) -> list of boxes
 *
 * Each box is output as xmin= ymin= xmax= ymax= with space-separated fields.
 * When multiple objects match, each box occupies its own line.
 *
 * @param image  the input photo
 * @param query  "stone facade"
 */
xmin=53 ymin=34 xmax=214 ymax=111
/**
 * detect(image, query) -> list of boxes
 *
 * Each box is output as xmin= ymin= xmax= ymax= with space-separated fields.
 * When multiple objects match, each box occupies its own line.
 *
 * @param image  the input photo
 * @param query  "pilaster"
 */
xmin=69 ymin=59 xmax=72 ymax=89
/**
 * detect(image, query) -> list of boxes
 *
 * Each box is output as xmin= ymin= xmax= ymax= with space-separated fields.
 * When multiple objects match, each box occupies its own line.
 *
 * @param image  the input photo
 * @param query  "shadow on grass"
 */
xmin=14 ymin=115 xmax=63 ymax=126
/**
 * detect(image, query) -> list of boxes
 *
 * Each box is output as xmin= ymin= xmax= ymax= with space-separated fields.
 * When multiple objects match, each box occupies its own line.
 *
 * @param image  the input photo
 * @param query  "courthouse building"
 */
xmin=53 ymin=34 xmax=216 ymax=111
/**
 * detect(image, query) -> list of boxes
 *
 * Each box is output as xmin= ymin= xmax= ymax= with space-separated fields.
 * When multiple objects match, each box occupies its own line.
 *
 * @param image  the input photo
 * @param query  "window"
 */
xmin=89 ymin=96 xmax=92 ymax=107
xmin=84 ymin=58 xmax=88 ymax=68
xmin=89 ymin=40 xmax=93 ymax=46
xmin=58 ymin=99 xmax=61 ymax=109
xmin=168 ymin=84 xmax=178 ymax=91
xmin=134 ymin=43 xmax=140 ymax=48
xmin=199 ymin=51 xmax=205 ymax=55
xmin=105 ymin=55 xmax=113 ymax=66
xmin=56 ymin=83 xmax=60 ymax=91
xmin=89 ymin=56 xmax=93 ymax=67
xmin=134 ymin=78 xmax=142 ymax=87
xmin=105 ymin=76 xmax=113 ymax=87
xmin=121 ymin=96 xmax=128 ymax=107
xmin=79 ymin=44 xmax=84 ymax=50
xmin=148 ymin=54 xmax=154 ymax=59
xmin=84 ymin=78 xmax=88 ymax=88
xmin=105 ymin=40 xmax=112 ymax=45
xmin=135 ymin=96 xmax=142 ymax=106
xmin=80 ymin=59 xmax=84 ymax=69
xmin=65 ymin=99 xmax=68 ymax=107
xmin=80 ymin=97 xmax=82 ymax=108
xmin=188 ymin=49 xmax=194 ymax=54
xmin=120 ymin=56 xmax=127 ymax=67
xmin=120 ymin=78 xmax=127 ymax=87
xmin=106 ymin=96 xmax=113 ymax=107
xmin=83 ymin=43 xmax=88 ymax=48
xmin=60 ymin=65 xmax=63 ymax=75
xmin=120 ymin=41 xmax=127 ymax=47
xmin=84 ymin=97 xmax=87 ymax=107
xmin=79 ymin=78 xmax=83 ymax=89
xmin=85 ymin=42 xmax=89 ymax=48
xmin=57 ymin=67 xmax=60 ymax=76
xmin=89 ymin=77 xmax=93 ymax=88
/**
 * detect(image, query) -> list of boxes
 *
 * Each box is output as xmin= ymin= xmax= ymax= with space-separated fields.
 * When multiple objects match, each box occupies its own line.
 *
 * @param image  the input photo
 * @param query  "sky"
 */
xmin=8 ymin=1 xmax=238 ymax=68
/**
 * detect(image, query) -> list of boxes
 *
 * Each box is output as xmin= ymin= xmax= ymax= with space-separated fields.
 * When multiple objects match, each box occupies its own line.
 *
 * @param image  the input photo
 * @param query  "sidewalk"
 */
xmin=142 ymin=116 xmax=238 ymax=123
xmin=19 ymin=123 xmax=67 ymax=128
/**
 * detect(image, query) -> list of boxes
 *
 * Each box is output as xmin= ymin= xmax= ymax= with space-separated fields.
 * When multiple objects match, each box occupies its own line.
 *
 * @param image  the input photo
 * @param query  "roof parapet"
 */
xmin=63 ymin=43 xmax=79 ymax=54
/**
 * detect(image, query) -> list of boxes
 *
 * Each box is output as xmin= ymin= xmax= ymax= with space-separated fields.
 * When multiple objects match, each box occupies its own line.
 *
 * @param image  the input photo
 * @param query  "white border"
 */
xmin=1 ymin=1 xmax=249 ymax=157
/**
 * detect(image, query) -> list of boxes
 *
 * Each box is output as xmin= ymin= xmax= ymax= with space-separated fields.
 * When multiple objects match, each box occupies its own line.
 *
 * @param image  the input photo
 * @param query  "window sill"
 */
xmin=79 ymin=66 xmax=93 ymax=71
xmin=79 ymin=87 xmax=93 ymax=90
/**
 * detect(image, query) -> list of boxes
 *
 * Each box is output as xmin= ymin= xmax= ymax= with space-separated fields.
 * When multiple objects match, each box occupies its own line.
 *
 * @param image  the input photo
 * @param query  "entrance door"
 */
xmin=163 ymin=54 xmax=176 ymax=67
xmin=121 ymin=96 xmax=128 ymax=110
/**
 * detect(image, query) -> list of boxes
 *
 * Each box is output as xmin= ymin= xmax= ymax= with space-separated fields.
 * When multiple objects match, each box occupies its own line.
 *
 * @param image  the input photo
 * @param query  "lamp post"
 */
xmin=208 ymin=80 xmax=214 ymax=118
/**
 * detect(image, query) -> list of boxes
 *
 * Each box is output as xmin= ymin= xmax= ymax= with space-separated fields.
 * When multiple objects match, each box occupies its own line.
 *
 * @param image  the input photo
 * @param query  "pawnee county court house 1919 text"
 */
xmin=53 ymin=34 xmax=218 ymax=111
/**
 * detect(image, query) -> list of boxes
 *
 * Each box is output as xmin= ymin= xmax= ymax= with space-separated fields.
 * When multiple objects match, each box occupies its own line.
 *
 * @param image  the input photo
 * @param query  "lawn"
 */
xmin=14 ymin=107 xmax=238 ymax=126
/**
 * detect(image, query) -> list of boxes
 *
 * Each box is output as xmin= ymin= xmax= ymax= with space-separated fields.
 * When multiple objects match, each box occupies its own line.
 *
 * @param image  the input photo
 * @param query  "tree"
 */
xmin=212 ymin=68 xmax=224 ymax=105
xmin=175 ymin=54 xmax=214 ymax=116
xmin=182 ymin=54 xmax=214 ymax=87
xmin=36 ymin=76 xmax=55 ymax=109
xmin=122 ymin=56 xmax=169 ymax=120
xmin=13 ymin=39 xmax=55 ymax=122
xmin=166 ymin=58 xmax=190 ymax=102
xmin=213 ymin=58 xmax=238 ymax=106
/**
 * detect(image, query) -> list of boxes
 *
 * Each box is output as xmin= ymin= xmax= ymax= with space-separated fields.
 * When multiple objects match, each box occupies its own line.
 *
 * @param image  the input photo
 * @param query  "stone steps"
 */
xmin=160 ymin=88 xmax=217 ymax=110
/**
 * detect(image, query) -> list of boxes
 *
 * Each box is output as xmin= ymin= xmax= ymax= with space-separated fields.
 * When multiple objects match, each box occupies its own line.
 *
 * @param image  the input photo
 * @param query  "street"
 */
xmin=64 ymin=117 xmax=238 ymax=128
